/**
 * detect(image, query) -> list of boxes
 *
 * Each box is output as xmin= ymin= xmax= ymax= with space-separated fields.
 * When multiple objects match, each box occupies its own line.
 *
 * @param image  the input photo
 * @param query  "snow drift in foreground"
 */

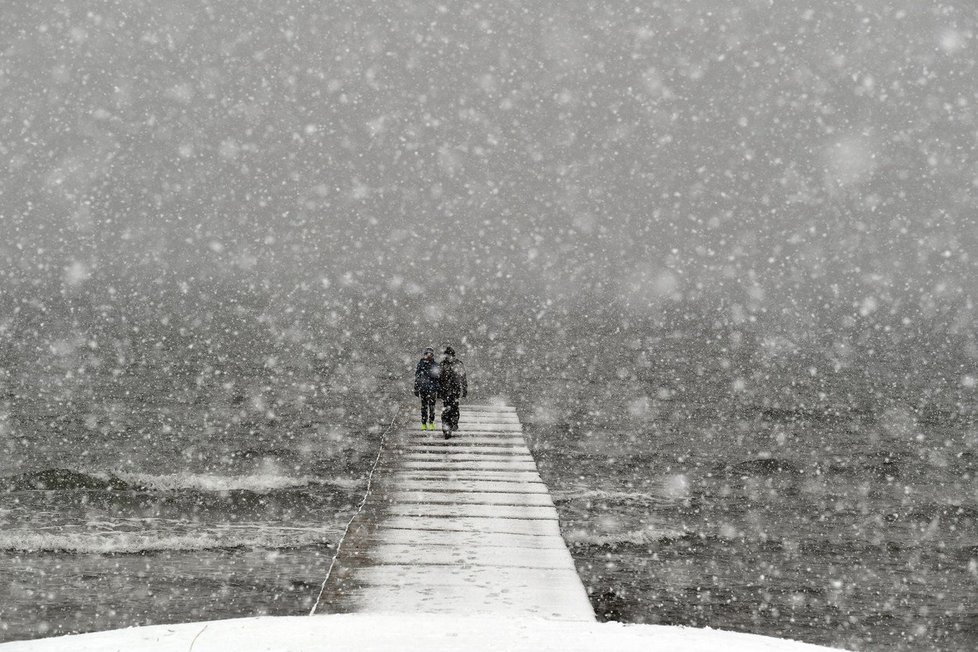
xmin=0 ymin=613 xmax=843 ymax=651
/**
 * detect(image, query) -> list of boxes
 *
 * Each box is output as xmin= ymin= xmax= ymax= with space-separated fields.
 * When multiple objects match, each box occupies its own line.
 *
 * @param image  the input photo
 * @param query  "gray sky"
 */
xmin=1 ymin=0 xmax=975 ymax=323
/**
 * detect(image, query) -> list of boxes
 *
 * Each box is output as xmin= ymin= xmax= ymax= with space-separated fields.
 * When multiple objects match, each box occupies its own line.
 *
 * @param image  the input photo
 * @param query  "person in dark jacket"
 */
xmin=438 ymin=346 xmax=467 ymax=439
xmin=414 ymin=347 xmax=440 ymax=430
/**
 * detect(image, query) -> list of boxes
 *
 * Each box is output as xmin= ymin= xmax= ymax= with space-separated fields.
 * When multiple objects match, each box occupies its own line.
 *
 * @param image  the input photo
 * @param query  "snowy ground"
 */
xmin=0 ymin=614 xmax=845 ymax=651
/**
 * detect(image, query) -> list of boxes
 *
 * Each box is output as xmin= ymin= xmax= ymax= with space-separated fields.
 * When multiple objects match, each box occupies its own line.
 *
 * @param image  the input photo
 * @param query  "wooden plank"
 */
xmin=360 ymin=542 xmax=576 ymax=569
xmin=386 ymin=503 xmax=558 ymax=519
xmin=392 ymin=490 xmax=556 ymax=507
xmin=358 ymin=527 xmax=570 ymax=549
xmin=391 ymin=478 xmax=550 ymax=493
xmin=395 ymin=453 xmax=538 ymax=464
xmin=377 ymin=515 xmax=565 ymax=537
xmin=389 ymin=470 xmax=549 ymax=483
xmin=397 ymin=461 xmax=540 ymax=472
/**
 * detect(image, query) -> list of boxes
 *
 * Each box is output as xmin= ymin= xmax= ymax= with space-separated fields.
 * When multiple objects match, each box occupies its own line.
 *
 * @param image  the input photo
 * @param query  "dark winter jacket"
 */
xmin=439 ymin=357 xmax=467 ymax=398
xmin=414 ymin=358 xmax=441 ymax=396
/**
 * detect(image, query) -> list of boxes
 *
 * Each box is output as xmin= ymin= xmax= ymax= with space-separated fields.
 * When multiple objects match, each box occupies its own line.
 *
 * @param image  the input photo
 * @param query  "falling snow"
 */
xmin=1 ymin=1 xmax=976 ymax=651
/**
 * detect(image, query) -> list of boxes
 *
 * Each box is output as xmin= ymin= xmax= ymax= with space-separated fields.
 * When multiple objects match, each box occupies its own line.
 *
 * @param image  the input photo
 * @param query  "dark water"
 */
xmin=518 ymin=358 xmax=978 ymax=651
xmin=1 ymin=293 xmax=976 ymax=650
xmin=0 ymin=329 xmax=402 ymax=641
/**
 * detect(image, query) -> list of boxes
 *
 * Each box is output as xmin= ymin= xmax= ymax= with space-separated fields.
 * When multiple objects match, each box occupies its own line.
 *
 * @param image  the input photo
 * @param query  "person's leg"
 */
xmin=444 ymin=395 xmax=460 ymax=431
xmin=420 ymin=395 xmax=431 ymax=429
xmin=441 ymin=397 xmax=455 ymax=437
xmin=424 ymin=394 xmax=436 ymax=424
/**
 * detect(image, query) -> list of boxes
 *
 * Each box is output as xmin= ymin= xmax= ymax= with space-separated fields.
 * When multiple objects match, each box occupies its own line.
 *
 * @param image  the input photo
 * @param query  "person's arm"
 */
xmin=414 ymin=361 xmax=422 ymax=396
xmin=461 ymin=363 xmax=468 ymax=397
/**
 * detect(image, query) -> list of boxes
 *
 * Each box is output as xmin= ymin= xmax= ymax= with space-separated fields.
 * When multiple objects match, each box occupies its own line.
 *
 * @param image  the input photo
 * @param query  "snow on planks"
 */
xmin=312 ymin=403 xmax=595 ymax=621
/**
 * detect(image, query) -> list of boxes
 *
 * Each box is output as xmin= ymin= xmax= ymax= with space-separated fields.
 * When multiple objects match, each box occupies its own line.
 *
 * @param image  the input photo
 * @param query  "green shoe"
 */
xmin=421 ymin=422 xmax=427 ymax=431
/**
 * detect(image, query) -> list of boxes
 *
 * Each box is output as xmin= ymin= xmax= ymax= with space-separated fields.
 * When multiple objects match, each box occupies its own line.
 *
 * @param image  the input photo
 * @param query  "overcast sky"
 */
xmin=1 ymin=0 xmax=975 ymax=322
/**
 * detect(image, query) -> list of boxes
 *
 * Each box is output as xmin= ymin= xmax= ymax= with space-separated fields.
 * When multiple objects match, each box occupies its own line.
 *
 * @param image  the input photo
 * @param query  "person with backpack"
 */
xmin=439 ymin=346 xmax=467 ymax=439
xmin=414 ymin=346 xmax=440 ymax=430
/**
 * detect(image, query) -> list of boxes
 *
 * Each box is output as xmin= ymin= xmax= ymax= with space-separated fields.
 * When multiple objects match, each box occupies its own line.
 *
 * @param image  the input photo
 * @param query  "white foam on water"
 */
xmin=563 ymin=525 xmax=686 ymax=546
xmin=0 ymin=522 xmax=341 ymax=553
xmin=4 ymin=469 xmax=364 ymax=493
xmin=113 ymin=471 xmax=320 ymax=492
xmin=551 ymin=488 xmax=675 ymax=506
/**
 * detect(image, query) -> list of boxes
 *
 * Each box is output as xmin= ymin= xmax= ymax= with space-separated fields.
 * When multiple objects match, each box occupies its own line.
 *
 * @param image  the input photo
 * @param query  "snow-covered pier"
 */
xmin=311 ymin=402 xmax=595 ymax=621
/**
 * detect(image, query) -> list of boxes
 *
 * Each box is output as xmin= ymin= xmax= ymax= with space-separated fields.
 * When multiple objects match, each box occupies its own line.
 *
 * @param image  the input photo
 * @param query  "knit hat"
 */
xmin=443 ymin=346 xmax=456 ymax=356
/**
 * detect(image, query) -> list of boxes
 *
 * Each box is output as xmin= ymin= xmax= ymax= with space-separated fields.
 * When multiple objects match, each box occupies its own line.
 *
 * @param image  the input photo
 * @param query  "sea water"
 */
xmin=1 ymin=299 xmax=975 ymax=651
xmin=0 ymin=357 xmax=398 ymax=639
xmin=515 ymin=332 xmax=978 ymax=651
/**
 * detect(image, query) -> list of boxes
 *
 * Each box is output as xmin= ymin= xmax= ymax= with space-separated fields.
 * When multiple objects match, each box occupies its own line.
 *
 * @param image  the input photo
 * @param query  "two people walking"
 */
xmin=414 ymin=346 xmax=467 ymax=439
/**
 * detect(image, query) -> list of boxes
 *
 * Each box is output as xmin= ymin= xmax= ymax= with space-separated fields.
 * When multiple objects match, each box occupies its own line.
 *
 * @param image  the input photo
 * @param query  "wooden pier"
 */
xmin=312 ymin=403 xmax=595 ymax=621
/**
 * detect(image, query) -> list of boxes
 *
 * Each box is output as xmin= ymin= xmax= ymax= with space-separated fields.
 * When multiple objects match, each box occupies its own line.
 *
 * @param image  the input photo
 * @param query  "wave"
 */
xmin=756 ymin=405 xmax=855 ymax=423
xmin=2 ymin=468 xmax=128 ymax=491
xmin=228 ymin=447 xmax=300 ymax=461
xmin=114 ymin=471 xmax=316 ymax=492
xmin=0 ymin=524 xmax=339 ymax=554
xmin=563 ymin=525 xmax=687 ymax=546
xmin=1 ymin=468 xmax=363 ymax=493
xmin=552 ymin=488 xmax=674 ymax=506
xmin=905 ymin=503 xmax=978 ymax=522
xmin=711 ymin=458 xmax=804 ymax=477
